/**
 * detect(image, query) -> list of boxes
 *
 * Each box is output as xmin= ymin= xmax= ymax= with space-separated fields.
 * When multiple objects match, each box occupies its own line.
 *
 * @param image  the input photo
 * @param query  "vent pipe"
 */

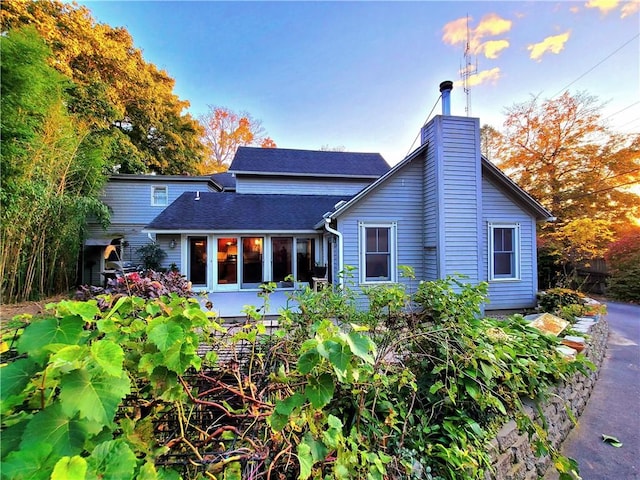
xmin=440 ymin=80 xmax=453 ymax=116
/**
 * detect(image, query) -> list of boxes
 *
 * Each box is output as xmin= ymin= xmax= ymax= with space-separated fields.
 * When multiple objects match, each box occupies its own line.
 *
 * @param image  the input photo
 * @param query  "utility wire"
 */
xmin=604 ymin=101 xmax=640 ymax=121
xmin=406 ymin=94 xmax=442 ymax=157
xmin=552 ymin=33 xmax=640 ymax=98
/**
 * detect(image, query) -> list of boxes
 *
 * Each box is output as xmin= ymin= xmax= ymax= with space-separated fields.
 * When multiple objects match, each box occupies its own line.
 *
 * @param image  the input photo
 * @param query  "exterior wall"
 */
xmin=100 ymin=176 xmax=213 ymax=225
xmin=337 ymin=159 xmax=424 ymax=307
xmin=482 ymin=177 xmax=539 ymax=309
xmin=235 ymin=175 xmax=374 ymax=196
xmin=421 ymin=115 xmax=482 ymax=284
xmin=82 ymin=176 xmax=212 ymax=285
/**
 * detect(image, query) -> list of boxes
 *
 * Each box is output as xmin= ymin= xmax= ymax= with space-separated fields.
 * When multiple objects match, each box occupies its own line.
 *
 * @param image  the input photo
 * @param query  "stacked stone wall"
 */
xmin=487 ymin=318 xmax=609 ymax=479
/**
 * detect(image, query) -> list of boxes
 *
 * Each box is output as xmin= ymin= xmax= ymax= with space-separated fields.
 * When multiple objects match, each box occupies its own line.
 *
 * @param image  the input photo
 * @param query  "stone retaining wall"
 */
xmin=487 ymin=318 xmax=609 ymax=480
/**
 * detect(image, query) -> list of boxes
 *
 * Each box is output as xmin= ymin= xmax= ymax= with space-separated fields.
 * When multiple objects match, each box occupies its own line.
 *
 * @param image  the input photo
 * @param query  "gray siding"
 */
xmin=100 ymin=178 xmax=213 ymax=225
xmin=236 ymin=176 xmax=374 ymax=196
xmin=482 ymin=177 xmax=538 ymax=309
xmin=422 ymin=122 xmax=439 ymax=280
xmin=337 ymin=159 xmax=424 ymax=307
xmin=421 ymin=115 xmax=482 ymax=284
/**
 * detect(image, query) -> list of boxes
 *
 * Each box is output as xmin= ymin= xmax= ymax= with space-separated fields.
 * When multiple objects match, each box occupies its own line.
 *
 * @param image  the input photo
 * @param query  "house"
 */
xmin=84 ymin=82 xmax=553 ymax=311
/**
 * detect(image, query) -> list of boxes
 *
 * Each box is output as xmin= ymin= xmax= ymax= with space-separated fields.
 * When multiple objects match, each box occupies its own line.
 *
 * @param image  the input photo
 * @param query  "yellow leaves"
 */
xmin=197 ymin=106 xmax=275 ymax=174
xmin=547 ymin=218 xmax=616 ymax=264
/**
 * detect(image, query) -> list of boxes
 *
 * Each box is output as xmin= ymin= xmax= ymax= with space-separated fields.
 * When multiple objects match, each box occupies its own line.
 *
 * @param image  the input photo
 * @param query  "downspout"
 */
xmin=324 ymin=217 xmax=343 ymax=288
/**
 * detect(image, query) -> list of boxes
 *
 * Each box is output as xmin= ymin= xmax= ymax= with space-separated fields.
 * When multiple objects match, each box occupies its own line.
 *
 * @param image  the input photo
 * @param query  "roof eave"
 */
xmin=481 ymin=157 xmax=554 ymax=221
xmin=326 ymin=142 xmax=430 ymax=221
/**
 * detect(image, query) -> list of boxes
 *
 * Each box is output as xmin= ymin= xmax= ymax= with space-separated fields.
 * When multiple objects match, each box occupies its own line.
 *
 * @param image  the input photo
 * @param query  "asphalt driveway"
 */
xmin=545 ymin=301 xmax=640 ymax=480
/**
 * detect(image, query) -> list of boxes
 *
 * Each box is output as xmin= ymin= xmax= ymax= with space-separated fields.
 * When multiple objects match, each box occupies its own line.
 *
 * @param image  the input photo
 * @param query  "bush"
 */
xmin=136 ymin=242 xmax=167 ymax=270
xmin=75 ymin=270 xmax=193 ymax=308
xmin=538 ymin=288 xmax=584 ymax=314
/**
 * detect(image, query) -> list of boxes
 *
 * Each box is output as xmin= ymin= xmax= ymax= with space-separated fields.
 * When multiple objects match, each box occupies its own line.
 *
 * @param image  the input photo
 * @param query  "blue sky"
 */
xmin=81 ymin=0 xmax=639 ymax=165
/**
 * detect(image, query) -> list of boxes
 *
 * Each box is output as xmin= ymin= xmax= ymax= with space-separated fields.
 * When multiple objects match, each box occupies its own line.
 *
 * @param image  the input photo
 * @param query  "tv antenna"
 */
xmin=460 ymin=14 xmax=478 ymax=116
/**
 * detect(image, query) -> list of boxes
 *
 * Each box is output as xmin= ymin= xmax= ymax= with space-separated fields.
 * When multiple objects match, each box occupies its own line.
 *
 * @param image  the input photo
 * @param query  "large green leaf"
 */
xmin=91 ymin=340 xmax=124 ymax=377
xmin=345 ymin=332 xmax=375 ymax=364
xmin=0 ymin=358 xmax=39 ymax=403
xmin=0 ymin=442 xmax=54 ymax=480
xmin=302 ymin=431 xmax=328 ymax=463
xmin=17 ymin=317 xmax=85 ymax=361
xmin=274 ymin=392 xmax=305 ymax=416
xmin=51 ymin=300 xmax=100 ymax=323
xmin=297 ymin=348 xmax=320 ymax=374
xmin=0 ymin=420 xmax=28 ymax=460
xmin=323 ymin=340 xmax=351 ymax=378
xmin=147 ymin=320 xmax=183 ymax=353
xmin=297 ymin=442 xmax=313 ymax=480
xmin=86 ymin=440 xmax=137 ymax=480
xmin=51 ymin=456 xmax=87 ymax=480
xmin=59 ymin=369 xmax=130 ymax=425
xmin=21 ymin=404 xmax=88 ymax=457
xmin=305 ymin=373 xmax=335 ymax=409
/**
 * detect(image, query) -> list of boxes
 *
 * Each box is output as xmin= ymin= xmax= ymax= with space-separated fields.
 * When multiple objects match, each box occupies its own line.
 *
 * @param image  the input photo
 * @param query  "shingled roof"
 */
xmin=229 ymin=147 xmax=389 ymax=178
xmin=146 ymin=192 xmax=351 ymax=231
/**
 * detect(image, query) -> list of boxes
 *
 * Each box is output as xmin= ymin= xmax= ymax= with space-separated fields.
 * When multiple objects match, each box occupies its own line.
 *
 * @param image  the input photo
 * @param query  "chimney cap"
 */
xmin=439 ymin=80 xmax=454 ymax=93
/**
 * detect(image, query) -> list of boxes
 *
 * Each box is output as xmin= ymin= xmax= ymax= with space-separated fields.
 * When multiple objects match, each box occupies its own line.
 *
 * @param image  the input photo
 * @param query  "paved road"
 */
xmin=546 ymin=301 xmax=640 ymax=480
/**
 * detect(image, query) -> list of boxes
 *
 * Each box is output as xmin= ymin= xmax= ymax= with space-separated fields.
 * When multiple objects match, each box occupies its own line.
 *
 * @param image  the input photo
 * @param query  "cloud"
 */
xmin=527 ymin=31 xmax=571 ymax=61
xmin=478 ymin=40 xmax=510 ymax=59
xmin=454 ymin=67 xmax=501 ymax=88
xmin=442 ymin=17 xmax=469 ymax=46
xmin=585 ymin=0 xmax=620 ymax=14
xmin=475 ymin=13 xmax=512 ymax=37
xmin=442 ymin=14 xmax=512 ymax=59
xmin=621 ymin=1 xmax=640 ymax=18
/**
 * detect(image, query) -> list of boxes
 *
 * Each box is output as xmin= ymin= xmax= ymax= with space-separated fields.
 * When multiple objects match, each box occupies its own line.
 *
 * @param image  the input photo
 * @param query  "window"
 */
xmin=360 ymin=222 xmax=396 ymax=283
xmin=489 ymin=223 xmax=520 ymax=280
xmin=151 ymin=186 xmax=168 ymax=206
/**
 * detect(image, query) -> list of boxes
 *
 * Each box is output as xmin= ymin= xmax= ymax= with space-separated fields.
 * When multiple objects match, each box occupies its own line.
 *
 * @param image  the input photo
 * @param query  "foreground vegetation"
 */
xmin=1 ymin=272 xmax=594 ymax=479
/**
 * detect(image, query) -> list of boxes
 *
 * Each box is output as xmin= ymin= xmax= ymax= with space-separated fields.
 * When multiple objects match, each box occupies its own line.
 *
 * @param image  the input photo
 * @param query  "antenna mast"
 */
xmin=461 ymin=14 xmax=477 ymax=116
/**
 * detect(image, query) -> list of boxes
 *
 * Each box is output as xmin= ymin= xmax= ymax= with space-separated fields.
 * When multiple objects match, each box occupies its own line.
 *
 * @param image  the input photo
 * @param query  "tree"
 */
xmin=1 ymin=27 xmax=109 ymax=302
xmin=494 ymin=91 xmax=640 ymax=226
xmin=605 ymin=225 xmax=640 ymax=302
xmin=197 ymin=106 xmax=276 ymax=173
xmin=479 ymin=124 xmax=502 ymax=161
xmin=1 ymin=0 xmax=205 ymax=174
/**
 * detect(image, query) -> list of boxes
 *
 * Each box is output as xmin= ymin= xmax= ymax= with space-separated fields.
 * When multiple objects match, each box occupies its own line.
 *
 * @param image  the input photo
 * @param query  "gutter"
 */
xmin=323 ymin=217 xmax=343 ymax=288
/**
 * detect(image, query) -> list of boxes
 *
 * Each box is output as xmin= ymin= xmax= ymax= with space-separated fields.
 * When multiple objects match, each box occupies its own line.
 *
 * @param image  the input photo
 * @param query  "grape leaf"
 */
xmin=305 ymin=373 xmax=334 ymax=409
xmin=22 ymin=404 xmax=87 ymax=456
xmin=51 ymin=456 xmax=87 ymax=480
xmin=86 ymin=440 xmax=137 ymax=480
xmin=59 ymin=369 xmax=130 ymax=425
xmin=147 ymin=321 xmax=183 ymax=353
xmin=17 ymin=317 xmax=85 ymax=361
xmin=91 ymin=340 xmax=124 ymax=377
xmin=1 ymin=358 xmax=39 ymax=402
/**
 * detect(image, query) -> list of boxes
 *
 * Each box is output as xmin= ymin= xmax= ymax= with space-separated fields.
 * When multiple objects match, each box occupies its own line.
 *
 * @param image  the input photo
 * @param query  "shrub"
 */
xmin=538 ymin=288 xmax=584 ymax=314
xmin=136 ymin=242 xmax=167 ymax=270
xmin=75 ymin=270 xmax=193 ymax=308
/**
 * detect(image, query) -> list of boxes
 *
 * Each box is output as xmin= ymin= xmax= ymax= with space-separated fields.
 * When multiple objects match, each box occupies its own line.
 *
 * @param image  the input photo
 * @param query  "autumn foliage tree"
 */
xmin=1 ymin=0 xmax=205 ymax=174
xmin=605 ymin=226 xmax=640 ymax=302
xmin=198 ymin=106 xmax=276 ymax=173
xmin=488 ymin=91 xmax=640 ymax=288
xmin=494 ymin=91 xmax=639 ymax=226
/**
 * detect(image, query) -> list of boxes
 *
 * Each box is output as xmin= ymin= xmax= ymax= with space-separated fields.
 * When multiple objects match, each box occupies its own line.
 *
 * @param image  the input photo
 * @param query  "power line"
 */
xmin=604 ymin=101 xmax=640 ymax=121
xmin=552 ymin=33 xmax=640 ymax=98
xmin=405 ymin=94 xmax=442 ymax=157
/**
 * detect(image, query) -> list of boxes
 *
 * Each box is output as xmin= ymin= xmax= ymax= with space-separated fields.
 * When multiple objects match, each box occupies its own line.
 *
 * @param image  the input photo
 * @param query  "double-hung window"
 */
xmin=489 ymin=223 xmax=520 ymax=280
xmin=151 ymin=186 xmax=168 ymax=206
xmin=360 ymin=222 xmax=396 ymax=283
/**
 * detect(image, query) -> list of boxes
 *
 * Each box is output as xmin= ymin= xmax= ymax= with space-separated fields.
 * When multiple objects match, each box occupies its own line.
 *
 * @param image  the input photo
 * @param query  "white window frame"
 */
xmin=151 ymin=185 xmax=168 ymax=206
xmin=488 ymin=222 xmax=520 ymax=281
xmin=359 ymin=222 xmax=397 ymax=284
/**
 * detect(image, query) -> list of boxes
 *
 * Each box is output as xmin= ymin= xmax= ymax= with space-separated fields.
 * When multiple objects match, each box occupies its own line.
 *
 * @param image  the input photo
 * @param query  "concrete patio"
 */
xmin=195 ymin=288 xmax=302 ymax=320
